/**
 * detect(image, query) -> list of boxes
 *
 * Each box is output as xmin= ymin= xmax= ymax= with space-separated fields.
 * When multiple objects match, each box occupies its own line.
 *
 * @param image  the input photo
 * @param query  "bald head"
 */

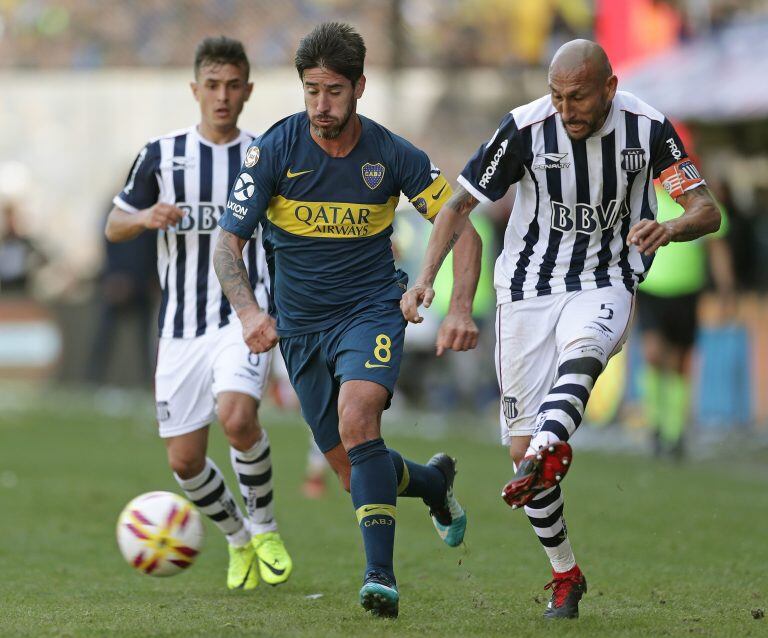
xmin=547 ymin=39 xmax=617 ymax=140
xmin=549 ymin=39 xmax=612 ymax=84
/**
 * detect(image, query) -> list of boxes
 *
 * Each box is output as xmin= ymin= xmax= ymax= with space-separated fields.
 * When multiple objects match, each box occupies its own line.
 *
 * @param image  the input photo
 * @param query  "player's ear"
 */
xmin=244 ymin=81 xmax=254 ymax=102
xmin=354 ymin=74 xmax=366 ymax=99
xmin=605 ymin=74 xmax=618 ymax=101
xmin=190 ymin=81 xmax=200 ymax=103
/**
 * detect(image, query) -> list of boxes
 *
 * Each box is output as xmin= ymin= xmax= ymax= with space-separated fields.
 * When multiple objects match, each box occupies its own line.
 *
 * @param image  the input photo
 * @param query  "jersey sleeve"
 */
xmin=393 ymin=137 xmax=452 ymax=220
xmin=650 ymin=118 xmax=706 ymax=200
xmin=458 ymin=112 xmax=526 ymax=203
xmin=219 ymin=137 xmax=278 ymax=240
xmin=113 ymin=141 xmax=161 ymax=213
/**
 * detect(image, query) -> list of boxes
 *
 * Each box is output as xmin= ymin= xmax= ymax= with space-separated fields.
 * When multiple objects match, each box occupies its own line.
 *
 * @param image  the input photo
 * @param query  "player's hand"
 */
xmin=241 ymin=308 xmax=278 ymax=354
xmin=435 ymin=312 xmax=479 ymax=356
xmin=400 ymin=282 xmax=435 ymax=324
xmin=627 ymin=219 xmax=674 ymax=256
xmin=142 ymin=203 xmax=185 ymax=231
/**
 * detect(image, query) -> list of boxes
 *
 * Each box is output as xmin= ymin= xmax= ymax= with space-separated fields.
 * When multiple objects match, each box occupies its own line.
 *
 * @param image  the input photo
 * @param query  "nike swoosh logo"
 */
xmin=286 ymin=168 xmax=314 ymax=178
xmin=236 ymin=561 xmax=254 ymax=588
xmin=364 ymin=361 xmax=390 ymax=369
xmin=259 ymin=558 xmax=286 ymax=576
xmin=363 ymin=506 xmax=379 ymax=513
xmin=431 ymin=184 xmax=447 ymax=200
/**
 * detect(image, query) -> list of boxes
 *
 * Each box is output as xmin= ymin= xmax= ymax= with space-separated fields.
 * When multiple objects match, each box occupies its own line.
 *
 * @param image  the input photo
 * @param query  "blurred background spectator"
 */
xmin=636 ymin=185 xmax=734 ymax=459
xmin=0 ymin=201 xmax=46 ymax=295
xmin=85 ymin=203 xmax=158 ymax=387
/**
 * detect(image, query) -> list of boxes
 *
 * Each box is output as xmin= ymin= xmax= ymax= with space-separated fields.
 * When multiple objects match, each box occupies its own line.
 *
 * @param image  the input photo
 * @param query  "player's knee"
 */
xmin=167 ymin=448 xmax=206 ymax=479
xmin=220 ymin=406 xmax=261 ymax=448
xmin=338 ymin=406 xmax=380 ymax=450
xmin=559 ymin=337 xmax=608 ymax=369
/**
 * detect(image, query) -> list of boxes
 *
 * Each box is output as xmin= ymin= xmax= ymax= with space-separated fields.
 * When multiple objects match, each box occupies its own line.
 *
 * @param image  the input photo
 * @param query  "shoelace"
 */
xmin=366 ymin=570 xmax=395 ymax=588
xmin=544 ymin=574 xmax=581 ymax=607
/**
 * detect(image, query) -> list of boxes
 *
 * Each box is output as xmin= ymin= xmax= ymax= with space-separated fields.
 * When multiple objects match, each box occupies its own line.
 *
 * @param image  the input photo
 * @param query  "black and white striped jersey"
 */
xmin=458 ymin=90 xmax=705 ymax=304
xmin=114 ymin=126 xmax=268 ymax=339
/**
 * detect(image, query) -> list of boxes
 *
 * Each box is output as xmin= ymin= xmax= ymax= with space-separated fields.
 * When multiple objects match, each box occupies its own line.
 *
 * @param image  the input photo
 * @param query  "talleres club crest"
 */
xmin=362 ymin=162 xmax=385 ymax=190
xmin=621 ymin=148 xmax=646 ymax=173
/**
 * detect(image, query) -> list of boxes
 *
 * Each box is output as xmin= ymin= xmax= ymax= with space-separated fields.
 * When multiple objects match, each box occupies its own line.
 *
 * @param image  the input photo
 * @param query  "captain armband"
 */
xmin=659 ymin=159 xmax=706 ymax=200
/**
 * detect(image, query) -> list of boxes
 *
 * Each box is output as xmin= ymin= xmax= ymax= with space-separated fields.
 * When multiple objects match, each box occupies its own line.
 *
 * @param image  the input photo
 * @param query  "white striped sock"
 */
xmin=174 ymin=458 xmax=249 ymax=545
xmin=230 ymin=430 xmax=277 ymax=535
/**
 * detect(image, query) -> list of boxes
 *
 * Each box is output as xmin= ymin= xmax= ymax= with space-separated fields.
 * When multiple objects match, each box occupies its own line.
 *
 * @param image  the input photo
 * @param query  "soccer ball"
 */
xmin=116 ymin=491 xmax=204 ymax=576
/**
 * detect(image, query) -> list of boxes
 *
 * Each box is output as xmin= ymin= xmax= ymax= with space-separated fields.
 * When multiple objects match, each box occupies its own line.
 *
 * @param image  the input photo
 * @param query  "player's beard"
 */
xmin=311 ymin=101 xmax=354 ymax=140
xmin=564 ymin=101 xmax=611 ymax=140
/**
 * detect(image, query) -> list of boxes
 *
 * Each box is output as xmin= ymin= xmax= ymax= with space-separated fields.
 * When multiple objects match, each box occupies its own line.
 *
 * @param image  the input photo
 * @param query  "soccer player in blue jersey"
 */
xmin=106 ymin=37 xmax=292 ymax=590
xmin=215 ymin=23 xmax=482 ymax=618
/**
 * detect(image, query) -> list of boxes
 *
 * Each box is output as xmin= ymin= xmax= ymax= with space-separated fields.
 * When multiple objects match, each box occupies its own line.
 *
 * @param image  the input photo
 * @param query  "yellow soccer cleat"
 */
xmin=227 ymin=542 xmax=258 ymax=590
xmin=252 ymin=532 xmax=293 ymax=586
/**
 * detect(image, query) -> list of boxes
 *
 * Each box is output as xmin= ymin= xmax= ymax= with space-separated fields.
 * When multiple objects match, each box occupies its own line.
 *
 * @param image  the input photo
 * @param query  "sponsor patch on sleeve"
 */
xmin=659 ymin=159 xmax=705 ymax=200
xmin=244 ymin=146 xmax=260 ymax=167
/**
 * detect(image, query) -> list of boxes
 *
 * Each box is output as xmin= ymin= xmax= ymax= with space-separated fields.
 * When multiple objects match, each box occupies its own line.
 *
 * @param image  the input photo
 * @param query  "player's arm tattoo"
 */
xmin=437 ymin=186 xmax=479 ymax=263
xmin=213 ymin=230 xmax=261 ymax=313
xmin=671 ymin=185 xmax=721 ymax=242
xmin=417 ymin=185 xmax=480 ymax=287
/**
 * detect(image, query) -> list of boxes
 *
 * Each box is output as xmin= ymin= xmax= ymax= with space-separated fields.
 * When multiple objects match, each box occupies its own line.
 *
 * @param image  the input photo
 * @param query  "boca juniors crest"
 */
xmin=621 ymin=148 xmax=646 ymax=173
xmin=362 ymin=162 xmax=385 ymax=190
xmin=412 ymin=197 xmax=428 ymax=215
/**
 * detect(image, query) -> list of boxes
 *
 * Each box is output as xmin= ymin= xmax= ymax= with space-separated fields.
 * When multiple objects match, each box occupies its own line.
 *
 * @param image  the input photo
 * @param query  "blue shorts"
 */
xmin=279 ymin=300 xmax=406 ymax=453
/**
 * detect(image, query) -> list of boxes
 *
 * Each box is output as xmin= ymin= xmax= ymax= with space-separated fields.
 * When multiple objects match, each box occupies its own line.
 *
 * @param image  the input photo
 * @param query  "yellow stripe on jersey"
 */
xmin=267 ymin=195 xmax=398 ymax=238
xmin=396 ymin=461 xmax=410 ymax=495
xmin=409 ymin=174 xmax=452 ymax=220
xmin=355 ymin=503 xmax=397 ymax=523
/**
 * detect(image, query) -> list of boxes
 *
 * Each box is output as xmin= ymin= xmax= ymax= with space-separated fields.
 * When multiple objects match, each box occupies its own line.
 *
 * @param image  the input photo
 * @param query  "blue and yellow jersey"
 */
xmin=219 ymin=112 xmax=451 ymax=336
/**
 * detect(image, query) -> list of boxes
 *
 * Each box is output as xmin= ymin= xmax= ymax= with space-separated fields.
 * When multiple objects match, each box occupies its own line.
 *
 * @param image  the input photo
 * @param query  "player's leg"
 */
xmin=337 ymin=379 xmax=400 ymax=616
xmin=302 ymin=436 xmax=328 ymax=498
xmin=334 ymin=302 xmax=465 ymax=548
xmin=637 ymin=290 xmax=670 ymax=455
xmin=386 ymin=448 xmax=466 ymax=547
xmin=525 ymin=287 xmax=634 ymax=459
xmin=322 ymin=435 xmax=454 ymax=526
xmin=494 ymin=298 xmax=586 ymax=618
xmin=213 ymin=327 xmax=291 ymax=585
xmin=653 ymin=293 xmax=698 ymax=459
xmin=156 ymin=334 xmax=255 ymax=590
xmin=165 ymin=428 xmax=250 ymax=544
xmin=280 ymin=332 xmax=399 ymax=614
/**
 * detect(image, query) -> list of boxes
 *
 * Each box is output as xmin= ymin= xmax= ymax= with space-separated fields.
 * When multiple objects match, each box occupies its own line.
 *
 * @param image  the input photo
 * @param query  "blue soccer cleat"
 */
xmin=359 ymin=571 xmax=399 ymax=618
xmin=427 ymin=453 xmax=467 ymax=547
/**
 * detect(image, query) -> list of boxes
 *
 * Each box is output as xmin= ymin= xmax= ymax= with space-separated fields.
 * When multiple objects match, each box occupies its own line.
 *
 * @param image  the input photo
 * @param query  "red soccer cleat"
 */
xmin=543 ymin=564 xmax=587 ymax=619
xmin=501 ymin=441 xmax=573 ymax=509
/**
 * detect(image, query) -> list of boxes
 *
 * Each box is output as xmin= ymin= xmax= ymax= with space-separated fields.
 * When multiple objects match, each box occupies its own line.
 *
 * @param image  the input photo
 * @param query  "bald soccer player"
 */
xmin=402 ymin=40 xmax=720 ymax=618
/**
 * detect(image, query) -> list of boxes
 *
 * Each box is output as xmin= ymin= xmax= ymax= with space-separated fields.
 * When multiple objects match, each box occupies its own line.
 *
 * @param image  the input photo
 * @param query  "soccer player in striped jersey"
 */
xmin=215 ymin=23 xmax=481 ymax=618
xmin=402 ymin=39 xmax=722 ymax=619
xmin=105 ymin=37 xmax=292 ymax=591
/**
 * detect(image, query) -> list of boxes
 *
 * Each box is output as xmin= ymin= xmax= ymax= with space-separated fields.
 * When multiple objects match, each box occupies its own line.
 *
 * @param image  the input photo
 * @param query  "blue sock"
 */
xmin=388 ymin=448 xmax=446 ymax=508
xmin=348 ymin=438 xmax=397 ymax=582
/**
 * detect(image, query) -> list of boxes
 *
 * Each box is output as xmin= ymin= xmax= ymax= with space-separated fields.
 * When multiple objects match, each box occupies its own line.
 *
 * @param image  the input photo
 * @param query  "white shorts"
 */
xmin=495 ymin=286 xmax=634 ymax=444
xmin=154 ymin=320 xmax=272 ymax=438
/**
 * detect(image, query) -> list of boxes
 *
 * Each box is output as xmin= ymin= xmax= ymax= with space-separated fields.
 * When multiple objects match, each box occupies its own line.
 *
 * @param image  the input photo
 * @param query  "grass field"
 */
xmin=1 ymin=390 xmax=766 ymax=637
